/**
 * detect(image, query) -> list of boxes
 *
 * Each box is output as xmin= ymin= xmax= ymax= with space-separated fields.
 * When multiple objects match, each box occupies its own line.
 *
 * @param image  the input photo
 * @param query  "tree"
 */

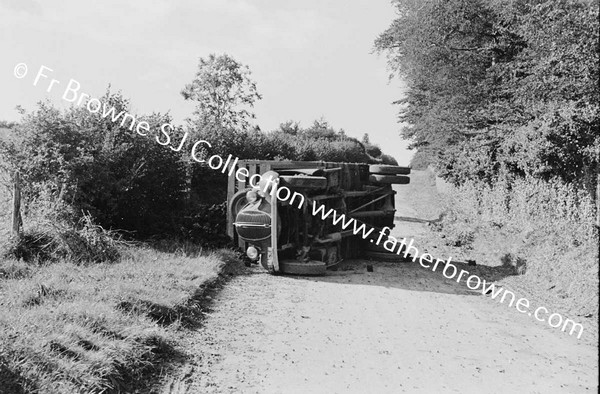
xmin=181 ymin=54 xmax=262 ymax=131
xmin=361 ymin=133 xmax=370 ymax=145
xmin=375 ymin=0 xmax=501 ymax=170
xmin=279 ymin=120 xmax=300 ymax=135
xmin=375 ymin=0 xmax=599 ymax=189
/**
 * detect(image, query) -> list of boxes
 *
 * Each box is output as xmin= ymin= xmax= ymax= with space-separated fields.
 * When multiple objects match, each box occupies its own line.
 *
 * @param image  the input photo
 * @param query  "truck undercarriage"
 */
xmin=228 ymin=161 xmax=411 ymax=275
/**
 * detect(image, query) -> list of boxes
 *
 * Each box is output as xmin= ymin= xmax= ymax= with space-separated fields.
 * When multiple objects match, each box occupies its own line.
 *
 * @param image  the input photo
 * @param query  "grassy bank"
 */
xmin=406 ymin=169 xmax=599 ymax=341
xmin=0 ymin=246 xmax=241 ymax=393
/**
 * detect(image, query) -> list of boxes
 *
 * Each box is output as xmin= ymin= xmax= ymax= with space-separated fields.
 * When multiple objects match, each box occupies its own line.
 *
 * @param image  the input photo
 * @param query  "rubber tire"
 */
xmin=279 ymin=260 xmax=327 ymax=275
xmin=369 ymin=174 xmax=410 ymax=185
xmin=364 ymin=250 xmax=410 ymax=262
xmin=229 ymin=188 xmax=252 ymax=219
xmin=365 ymin=242 xmax=390 ymax=252
xmin=369 ymin=165 xmax=411 ymax=175
xmin=280 ymin=175 xmax=327 ymax=190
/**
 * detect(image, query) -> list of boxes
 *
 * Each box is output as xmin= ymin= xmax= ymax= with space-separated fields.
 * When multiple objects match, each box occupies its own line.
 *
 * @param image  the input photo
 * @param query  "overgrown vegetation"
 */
xmin=406 ymin=170 xmax=598 ymax=339
xmin=0 ymin=247 xmax=239 ymax=393
xmin=0 ymin=95 xmax=188 ymax=239
xmin=376 ymin=0 xmax=598 ymax=190
xmin=438 ymin=177 xmax=597 ymax=309
xmin=377 ymin=0 xmax=598 ymax=327
xmin=181 ymin=54 xmax=397 ymax=206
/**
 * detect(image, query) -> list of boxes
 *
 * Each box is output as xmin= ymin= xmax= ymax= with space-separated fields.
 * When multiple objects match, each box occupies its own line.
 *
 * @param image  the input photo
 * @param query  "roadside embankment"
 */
xmin=0 ymin=245 xmax=243 ymax=393
xmin=400 ymin=169 xmax=598 ymax=343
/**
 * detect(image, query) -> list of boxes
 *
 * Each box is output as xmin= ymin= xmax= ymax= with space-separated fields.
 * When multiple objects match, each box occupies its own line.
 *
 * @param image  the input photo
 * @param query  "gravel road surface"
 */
xmin=162 ymin=184 xmax=598 ymax=394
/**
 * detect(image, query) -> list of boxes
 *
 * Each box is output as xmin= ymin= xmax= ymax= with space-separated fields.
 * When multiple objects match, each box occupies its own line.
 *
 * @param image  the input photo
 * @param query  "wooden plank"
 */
xmin=246 ymin=164 xmax=257 ymax=193
xmin=248 ymin=163 xmax=257 ymax=179
xmin=236 ymin=162 xmax=247 ymax=249
xmin=349 ymin=211 xmax=395 ymax=218
xmin=350 ymin=164 xmax=360 ymax=190
xmin=252 ymin=162 xmax=261 ymax=184
xmin=340 ymin=164 xmax=351 ymax=190
xmin=226 ymin=162 xmax=237 ymax=239
xmin=269 ymin=161 xmax=323 ymax=170
xmin=259 ymin=162 xmax=271 ymax=175
xmin=236 ymin=162 xmax=247 ymax=192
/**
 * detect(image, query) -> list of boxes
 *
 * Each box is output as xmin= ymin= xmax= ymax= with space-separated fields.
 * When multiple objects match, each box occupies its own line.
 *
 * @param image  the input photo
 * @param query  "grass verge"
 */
xmin=0 ymin=245 xmax=242 ymax=393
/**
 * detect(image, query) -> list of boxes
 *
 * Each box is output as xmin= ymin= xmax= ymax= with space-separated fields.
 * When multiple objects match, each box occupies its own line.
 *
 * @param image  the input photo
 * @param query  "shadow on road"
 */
xmin=282 ymin=258 xmax=521 ymax=297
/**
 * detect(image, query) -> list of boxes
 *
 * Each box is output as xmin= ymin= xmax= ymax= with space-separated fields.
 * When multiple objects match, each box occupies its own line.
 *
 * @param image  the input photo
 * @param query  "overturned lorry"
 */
xmin=227 ymin=160 xmax=411 ymax=275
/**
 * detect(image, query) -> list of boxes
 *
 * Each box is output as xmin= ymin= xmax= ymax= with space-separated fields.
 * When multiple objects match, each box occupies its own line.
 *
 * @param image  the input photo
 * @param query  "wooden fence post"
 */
xmin=12 ymin=171 xmax=22 ymax=236
xmin=597 ymin=171 xmax=599 ymax=229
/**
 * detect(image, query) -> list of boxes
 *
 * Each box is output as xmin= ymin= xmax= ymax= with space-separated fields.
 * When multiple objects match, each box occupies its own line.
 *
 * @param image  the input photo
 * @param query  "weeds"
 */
xmin=434 ymin=174 xmax=598 ymax=320
xmin=1 ymin=180 xmax=128 ymax=265
xmin=1 ymin=213 xmax=126 ymax=265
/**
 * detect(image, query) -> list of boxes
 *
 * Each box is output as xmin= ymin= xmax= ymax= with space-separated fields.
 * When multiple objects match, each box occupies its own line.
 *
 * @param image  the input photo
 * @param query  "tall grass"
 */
xmin=0 ymin=247 xmax=238 ymax=393
xmin=437 ymin=175 xmax=598 ymax=316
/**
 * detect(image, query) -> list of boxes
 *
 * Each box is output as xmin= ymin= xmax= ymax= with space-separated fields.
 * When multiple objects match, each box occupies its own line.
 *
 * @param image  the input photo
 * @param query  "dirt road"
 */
xmin=163 ymin=183 xmax=598 ymax=394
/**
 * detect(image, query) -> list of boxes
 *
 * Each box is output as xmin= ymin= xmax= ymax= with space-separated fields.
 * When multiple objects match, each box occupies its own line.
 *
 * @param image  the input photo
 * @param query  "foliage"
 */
xmin=0 ymin=120 xmax=18 ymax=129
xmin=178 ymin=202 xmax=232 ymax=248
xmin=0 ymin=92 xmax=187 ymax=238
xmin=1 ymin=189 xmax=124 ymax=264
xmin=180 ymin=53 xmax=399 ymax=166
xmin=375 ymin=0 xmax=599 ymax=190
xmin=181 ymin=53 xmax=262 ymax=131
xmin=1 ymin=217 xmax=123 ymax=265
xmin=1 ymin=54 xmax=400 ymax=249
xmin=189 ymin=118 xmax=396 ymax=164
xmin=435 ymin=174 xmax=598 ymax=316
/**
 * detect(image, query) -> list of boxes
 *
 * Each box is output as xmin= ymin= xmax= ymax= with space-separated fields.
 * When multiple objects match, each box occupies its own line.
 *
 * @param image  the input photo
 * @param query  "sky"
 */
xmin=0 ymin=0 xmax=413 ymax=165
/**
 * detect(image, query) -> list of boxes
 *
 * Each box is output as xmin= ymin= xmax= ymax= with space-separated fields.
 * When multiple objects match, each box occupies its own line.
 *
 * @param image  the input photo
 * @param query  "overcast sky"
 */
xmin=0 ymin=0 xmax=412 ymax=165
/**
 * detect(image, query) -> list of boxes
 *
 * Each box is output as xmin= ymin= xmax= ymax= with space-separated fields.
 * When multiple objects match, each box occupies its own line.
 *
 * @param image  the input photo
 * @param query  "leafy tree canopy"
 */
xmin=181 ymin=54 xmax=262 ymax=131
xmin=376 ymin=0 xmax=599 ymax=189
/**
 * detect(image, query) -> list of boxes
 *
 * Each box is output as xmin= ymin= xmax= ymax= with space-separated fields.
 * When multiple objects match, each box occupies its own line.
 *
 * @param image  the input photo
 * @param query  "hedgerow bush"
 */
xmin=443 ymin=177 xmax=597 ymax=245
xmin=190 ymin=120 xmax=398 ymax=164
xmin=0 ymin=93 xmax=186 ymax=239
xmin=437 ymin=175 xmax=598 ymax=314
xmin=1 ymin=91 xmax=399 ymax=253
xmin=178 ymin=202 xmax=231 ymax=248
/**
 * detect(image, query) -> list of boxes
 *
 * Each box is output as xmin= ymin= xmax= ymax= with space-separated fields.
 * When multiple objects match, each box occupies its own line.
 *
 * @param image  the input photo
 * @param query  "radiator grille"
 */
xmin=234 ymin=210 xmax=272 ymax=242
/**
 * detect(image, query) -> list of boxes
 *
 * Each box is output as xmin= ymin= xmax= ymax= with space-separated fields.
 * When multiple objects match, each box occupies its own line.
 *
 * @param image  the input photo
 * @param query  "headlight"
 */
xmin=246 ymin=190 xmax=258 ymax=203
xmin=246 ymin=246 xmax=259 ymax=260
